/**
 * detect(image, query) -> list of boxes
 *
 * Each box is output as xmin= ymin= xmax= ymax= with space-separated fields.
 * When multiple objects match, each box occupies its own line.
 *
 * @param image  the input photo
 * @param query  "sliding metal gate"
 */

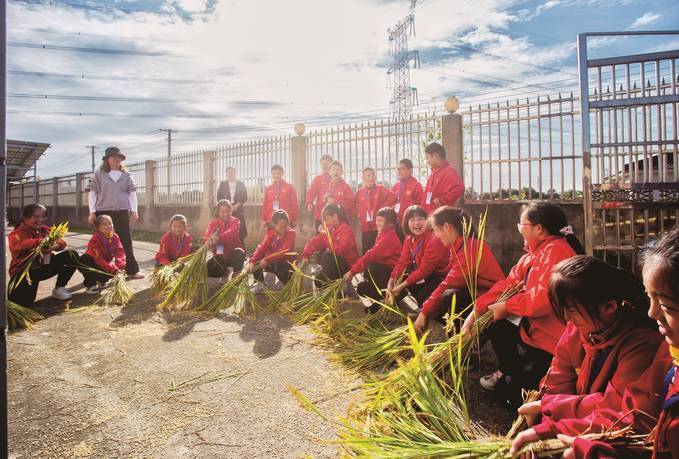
xmin=578 ymin=31 xmax=679 ymax=270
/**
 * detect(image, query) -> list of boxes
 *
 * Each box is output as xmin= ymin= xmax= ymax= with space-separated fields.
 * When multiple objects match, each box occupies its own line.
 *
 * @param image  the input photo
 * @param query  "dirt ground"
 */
xmin=7 ymin=233 xmax=514 ymax=458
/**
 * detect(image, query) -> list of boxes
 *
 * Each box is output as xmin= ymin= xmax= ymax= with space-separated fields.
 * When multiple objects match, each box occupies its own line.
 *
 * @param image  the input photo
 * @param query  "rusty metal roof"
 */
xmin=6 ymin=139 xmax=50 ymax=182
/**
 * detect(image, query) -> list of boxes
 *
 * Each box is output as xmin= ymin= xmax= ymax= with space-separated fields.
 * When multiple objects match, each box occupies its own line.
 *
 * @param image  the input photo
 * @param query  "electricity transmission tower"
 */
xmin=387 ymin=0 xmax=420 ymax=122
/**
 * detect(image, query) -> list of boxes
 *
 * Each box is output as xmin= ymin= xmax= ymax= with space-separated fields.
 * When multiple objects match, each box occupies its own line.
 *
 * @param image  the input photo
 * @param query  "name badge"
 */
xmin=416 ymin=278 xmax=425 ymax=285
xmin=273 ymin=200 xmax=280 ymax=210
xmin=216 ymin=244 xmax=224 ymax=255
xmin=425 ymin=192 xmax=433 ymax=205
xmin=394 ymin=203 xmax=401 ymax=213
xmin=366 ymin=211 xmax=373 ymax=222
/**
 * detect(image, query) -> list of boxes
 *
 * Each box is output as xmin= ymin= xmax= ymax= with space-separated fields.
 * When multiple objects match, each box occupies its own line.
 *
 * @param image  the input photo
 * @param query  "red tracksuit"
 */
xmin=349 ymin=226 xmax=402 ymax=275
xmin=262 ymin=179 xmax=299 ymax=224
xmin=249 ymin=228 xmax=296 ymax=265
xmin=476 ymin=236 xmax=577 ymax=354
xmin=421 ymin=237 xmax=504 ymax=318
xmin=301 ymin=221 xmax=359 ymax=266
xmin=390 ymin=230 xmax=449 ymax=285
xmin=354 ymin=184 xmax=396 ymax=232
xmin=306 ymin=172 xmax=331 ymax=218
xmin=314 ymin=178 xmax=354 ymax=220
xmin=392 ymin=176 xmax=424 ymax=222
xmin=653 ymin=349 xmax=679 ymax=459
xmin=85 ymin=231 xmax=127 ymax=273
xmin=423 ymin=161 xmax=464 ymax=213
xmin=8 ymin=224 xmax=66 ymax=277
xmin=155 ymin=231 xmax=192 ymax=266
xmin=204 ymin=217 xmax=243 ymax=257
xmin=532 ymin=321 xmax=666 ymax=439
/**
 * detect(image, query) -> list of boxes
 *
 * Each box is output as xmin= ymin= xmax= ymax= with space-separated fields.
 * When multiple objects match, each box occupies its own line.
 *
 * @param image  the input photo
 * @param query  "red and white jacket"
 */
xmin=476 ymin=236 xmax=577 ymax=354
xmin=306 ymin=172 xmax=331 ymax=217
xmin=390 ymin=229 xmax=449 ymax=286
xmin=85 ymin=231 xmax=126 ymax=273
xmin=349 ymin=226 xmax=402 ymax=274
xmin=155 ymin=231 xmax=192 ymax=266
xmin=422 ymin=161 xmax=464 ymax=213
xmin=262 ymin=179 xmax=299 ymax=224
xmin=354 ymin=184 xmax=396 ymax=232
xmin=249 ymin=228 xmax=296 ymax=265
xmin=301 ymin=221 xmax=359 ymax=266
xmin=391 ymin=176 xmax=424 ymax=223
xmin=314 ymin=178 xmax=354 ymax=220
xmin=533 ymin=321 xmax=667 ymax=439
xmin=8 ymin=223 xmax=67 ymax=277
xmin=203 ymin=217 xmax=243 ymax=257
xmin=421 ymin=237 xmax=504 ymax=318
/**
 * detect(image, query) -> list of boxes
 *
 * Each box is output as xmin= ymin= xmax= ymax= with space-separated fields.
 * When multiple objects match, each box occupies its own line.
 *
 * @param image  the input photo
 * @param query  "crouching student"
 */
xmin=247 ymin=209 xmax=296 ymax=292
xmin=415 ymin=206 xmax=504 ymax=334
xmin=553 ymin=229 xmax=679 ymax=459
xmin=8 ymin=203 xmax=80 ymax=306
xmin=80 ymin=214 xmax=127 ymax=294
xmin=354 ymin=167 xmax=395 ymax=253
xmin=510 ymin=255 xmax=667 ymax=455
xmin=155 ymin=214 xmax=192 ymax=267
xmin=342 ymin=207 xmax=402 ymax=313
xmin=385 ymin=205 xmax=449 ymax=311
xmin=462 ymin=202 xmax=585 ymax=409
xmin=301 ymin=204 xmax=359 ymax=285
xmin=204 ymin=199 xmax=245 ymax=278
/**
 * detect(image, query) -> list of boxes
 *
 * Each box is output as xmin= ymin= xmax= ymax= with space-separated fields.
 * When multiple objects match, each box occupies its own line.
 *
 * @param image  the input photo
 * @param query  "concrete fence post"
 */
xmin=19 ymin=182 xmax=24 ymax=209
xmin=75 ymin=172 xmax=84 ymax=221
xmin=52 ymin=177 xmax=59 ymax=211
xmin=441 ymin=97 xmax=464 ymax=204
xmin=145 ymin=160 xmax=155 ymax=210
xmin=199 ymin=150 xmax=217 ymax=232
xmin=290 ymin=123 xmax=308 ymax=205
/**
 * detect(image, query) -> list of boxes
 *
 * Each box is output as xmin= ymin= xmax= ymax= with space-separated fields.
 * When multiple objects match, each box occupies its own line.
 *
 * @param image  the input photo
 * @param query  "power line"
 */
xmin=9 ymin=0 xmax=174 ymax=16
xmin=8 ymin=41 xmax=177 ymax=57
xmin=8 ymin=70 xmax=214 ymax=84
xmin=8 ymin=93 xmax=212 ymax=103
xmin=8 ymin=109 xmax=214 ymax=119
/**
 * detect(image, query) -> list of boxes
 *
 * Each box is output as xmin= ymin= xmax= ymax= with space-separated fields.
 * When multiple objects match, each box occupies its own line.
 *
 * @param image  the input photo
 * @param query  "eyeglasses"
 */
xmin=517 ymin=222 xmax=535 ymax=232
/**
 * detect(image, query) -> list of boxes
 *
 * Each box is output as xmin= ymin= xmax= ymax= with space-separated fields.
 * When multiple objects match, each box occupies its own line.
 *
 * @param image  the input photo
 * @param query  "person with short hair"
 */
xmin=155 ymin=214 xmax=192 ymax=267
xmin=262 ymin=165 xmax=299 ymax=227
xmin=86 ymin=146 xmax=143 ymax=279
xmin=392 ymin=158 xmax=423 ymax=224
xmin=422 ymin=142 xmax=464 ymax=213
xmin=80 ymin=214 xmax=127 ymax=294
xmin=354 ymin=167 xmax=395 ymax=253
xmin=247 ymin=209 xmax=297 ymax=291
xmin=204 ymin=199 xmax=246 ymax=278
xmin=315 ymin=161 xmax=354 ymax=223
xmin=306 ymin=154 xmax=333 ymax=229
xmin=217 ymin=166 xmax=248 ymax=242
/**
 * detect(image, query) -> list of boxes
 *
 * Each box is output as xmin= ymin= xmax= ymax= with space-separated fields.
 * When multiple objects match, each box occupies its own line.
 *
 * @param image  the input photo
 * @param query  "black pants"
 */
xmin=316 ymin=250 xmax=350 ymax=286
xmin=356 ymin=263 xmax=393 ymax=309
xmin=253 ymin=260 xmax=293 ymax=285
xmin=396 ymin=272 xmax=446 ymax=307
xmin=361 ymin=230 xmax=378 ymax=254
xmin=431 ymin=288 xmax=474 ymax=328
xmin=488 ymin=319 xmax=554 ymax=409
xmin=8 ymin=249 xmax=80 ymax=308
xmin=95 ymin=210 xmax=139 ymax=275
xmin=207 ymin=248 xmax=246 ymax=277
xmin=80 ymin=253 xmax=114 ymax=288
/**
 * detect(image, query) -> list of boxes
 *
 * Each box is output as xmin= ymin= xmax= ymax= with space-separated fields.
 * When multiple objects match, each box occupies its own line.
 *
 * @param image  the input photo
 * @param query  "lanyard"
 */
xmin=661 ymin=367 xmax=679 ymax=410
xmin=272 ymin=233 xmax=284 ymax=251
xmin=398 ymin=180 xmax=406 ymax=203
xmin=411 ymin=237 xmax=425 ymax=265
xmin=274 ymin=181 xmax=281 ymax=200
xmin=176 ymin=235 xmax=187 ymax=254
xmin=100 ymin=233 xmax=115 ymax=257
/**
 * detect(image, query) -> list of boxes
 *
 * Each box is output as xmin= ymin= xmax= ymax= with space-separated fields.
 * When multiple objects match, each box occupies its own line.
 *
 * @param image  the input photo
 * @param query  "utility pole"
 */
xmin=86 ymin=145 xmax=97 ymax=172
xmin=1 ymin=0 xmax=9 ymax=455
xmin=159 ymin=129 xmax=176 ymax=202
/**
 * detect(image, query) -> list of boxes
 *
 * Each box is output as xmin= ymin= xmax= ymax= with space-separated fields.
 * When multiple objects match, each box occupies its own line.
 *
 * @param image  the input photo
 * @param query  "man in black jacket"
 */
xmin=216 ymin=167 xmax=248 ymax=242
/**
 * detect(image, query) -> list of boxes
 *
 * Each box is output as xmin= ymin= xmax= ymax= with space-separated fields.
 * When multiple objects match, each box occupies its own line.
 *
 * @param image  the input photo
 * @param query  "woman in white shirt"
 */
xmin=86 ymin=147 xmax=144 ymax=279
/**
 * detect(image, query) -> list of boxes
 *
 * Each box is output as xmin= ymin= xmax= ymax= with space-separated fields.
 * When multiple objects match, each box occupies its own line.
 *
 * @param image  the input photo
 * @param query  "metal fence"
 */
xmin=56 ymin=174 xmax=78 ymax=206
xmin=154 ymin=150 xmax=203 ymax=206
xmin=126 ymin=161 xmax=147 ymax=206
xmin=462 ymin=93 xmax=582 ymax=201
xmin=306 ymin=113 xmax=440 ymax=189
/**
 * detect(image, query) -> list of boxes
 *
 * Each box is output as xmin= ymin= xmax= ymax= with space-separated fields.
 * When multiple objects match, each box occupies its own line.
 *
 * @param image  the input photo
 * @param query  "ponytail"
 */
xmin=523 ymin=202 xmax=584 ymax=254
xmin=430 ymin=206 xmax=477 ymax=239
xmin=321 ymin=203 xmax=348 ymax=224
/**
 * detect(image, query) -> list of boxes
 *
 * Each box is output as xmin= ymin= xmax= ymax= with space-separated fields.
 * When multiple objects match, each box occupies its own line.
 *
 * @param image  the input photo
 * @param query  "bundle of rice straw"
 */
xmin=9 ymin=221 xmax=69 ymax=293
xmin=96 ymin=272 xmax=134 ymax=306
xmin=157 ymin=244 xmax=209 ymax=311
xmin=6 ymin=300 xmax=44 ymax=330
xmin=266 ymin=262 xmax=307 ymax=312
xmin=148 ymin=256 xmax=188 ymax=297
xmin=290 ymin=278 xmax=345 ymax=324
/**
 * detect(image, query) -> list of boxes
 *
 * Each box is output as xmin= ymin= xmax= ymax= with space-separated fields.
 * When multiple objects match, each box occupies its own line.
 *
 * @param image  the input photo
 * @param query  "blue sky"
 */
xmin=7 ymin=0 xmax=679 ymax=177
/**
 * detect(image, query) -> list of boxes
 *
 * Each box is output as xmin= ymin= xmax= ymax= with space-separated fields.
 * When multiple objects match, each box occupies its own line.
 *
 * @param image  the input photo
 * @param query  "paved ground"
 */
xmin=6 ymin=233 xmax=513 ymax=458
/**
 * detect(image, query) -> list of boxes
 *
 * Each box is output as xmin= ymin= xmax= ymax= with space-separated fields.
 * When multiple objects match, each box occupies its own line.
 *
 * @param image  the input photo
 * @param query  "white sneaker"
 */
xmin=479 ymin=370 xmax=504 ymax=391
xmin=128 ymin=272 xmax=145 ymax=280
xmin=52 ymin=287 xmax=73 ymax=300
xmin=86 ymin=285 xmax=101 ymax=295
xmin=251 ymin=282 xmax=265 ymax=294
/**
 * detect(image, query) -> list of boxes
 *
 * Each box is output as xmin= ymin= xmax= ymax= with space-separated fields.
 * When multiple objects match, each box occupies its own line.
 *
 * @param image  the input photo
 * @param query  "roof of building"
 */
xmin=6 ymin=140 xmax=50 ymax=182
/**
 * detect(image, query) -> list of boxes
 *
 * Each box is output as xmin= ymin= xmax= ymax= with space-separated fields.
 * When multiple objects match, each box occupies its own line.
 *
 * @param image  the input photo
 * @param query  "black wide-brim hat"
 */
xmin=102 ymin=146 xmax=126 ymax=161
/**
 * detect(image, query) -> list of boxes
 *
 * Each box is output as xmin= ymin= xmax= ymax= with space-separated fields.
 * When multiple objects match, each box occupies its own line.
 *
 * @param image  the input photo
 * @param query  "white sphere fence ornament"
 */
xmin=444 ymin=96 xmax=460 ymax=113
xmin=294 ymin=123 xmax=306 ymax=136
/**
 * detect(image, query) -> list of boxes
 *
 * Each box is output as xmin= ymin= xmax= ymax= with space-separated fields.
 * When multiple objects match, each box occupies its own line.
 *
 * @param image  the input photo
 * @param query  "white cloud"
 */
xmin=629 ymin=12 xmax=661 ymax=29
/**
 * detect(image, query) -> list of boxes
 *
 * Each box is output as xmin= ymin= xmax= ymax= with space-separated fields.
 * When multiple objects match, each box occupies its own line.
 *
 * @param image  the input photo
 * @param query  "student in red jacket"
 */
xmin=385 ymin=205 xmax=450 ymax=310
xmin=462 ymin=202 xmax=585 ymax=409
xmin=80 ymin=214 xmax=127 ymax=294
xmin=354 ymin=167 xmax=396 ymax=253
xmin=315 ymin=161 xmax=354 ymax=222
xmin=306 ymin=154 xmax=333 ymax=229
xmin=262 ymin=164 xmax=299 ymax=227
xmin=510 ymin=255 xmax=666 ymax=454
xmin=155 ymin=214 xmax=193 ymax=267
xmin=8 ymin=203 xmax=80 ymax=306
xmin=392 ymin=158 xmax=423 ymax=225
xmin=343 ymin=207 xmax=402 ymax=313
xmin=422 ymin=142 xmax=464 ymax=213
xmin=301 ymin=204 xmax=359 ymax=285
xmin=247 ymin=209 xmax=297 ymax=291
xmin=415 ymin=206 xmax=504 ymax=334
xmin=204 ymin=199 xmax=245 ymax=278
